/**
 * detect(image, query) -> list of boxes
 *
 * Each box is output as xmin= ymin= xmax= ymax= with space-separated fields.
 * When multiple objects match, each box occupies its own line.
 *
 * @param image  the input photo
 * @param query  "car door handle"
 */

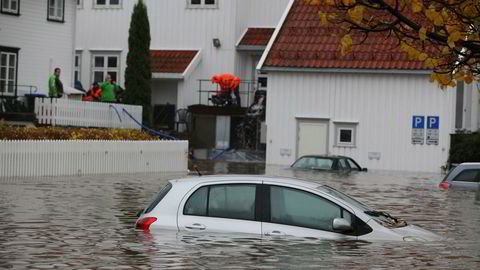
xmin=185 ymin=223 xmax=206 ymax=231
xmin=265 ymin=230 xmax=284 ymax=236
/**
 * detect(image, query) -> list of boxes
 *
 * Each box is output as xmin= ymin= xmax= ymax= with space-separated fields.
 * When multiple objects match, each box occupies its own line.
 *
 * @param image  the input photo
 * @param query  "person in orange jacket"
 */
xmin=211 ymin=73 xmax=241 ymax=106
xmin=83 ymin=82 xmax=101 ymax=101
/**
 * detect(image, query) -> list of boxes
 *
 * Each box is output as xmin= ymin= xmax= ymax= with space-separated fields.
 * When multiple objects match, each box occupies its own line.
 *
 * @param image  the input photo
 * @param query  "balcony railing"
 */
xmin=196 ymin=79 xmax=260 ymax=108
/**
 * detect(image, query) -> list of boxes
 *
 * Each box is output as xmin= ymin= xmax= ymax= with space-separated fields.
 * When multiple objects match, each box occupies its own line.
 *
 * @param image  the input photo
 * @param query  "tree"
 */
xmin=306 ymin=0 xmax=480 ymax=88
xmin=124 ymin=0 xmax=152 ymax=125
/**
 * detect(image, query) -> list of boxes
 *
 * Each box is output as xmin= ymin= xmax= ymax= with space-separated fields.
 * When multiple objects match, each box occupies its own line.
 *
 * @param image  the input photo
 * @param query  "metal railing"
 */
xmin=196 ymin=79 xmax=259 ymax=107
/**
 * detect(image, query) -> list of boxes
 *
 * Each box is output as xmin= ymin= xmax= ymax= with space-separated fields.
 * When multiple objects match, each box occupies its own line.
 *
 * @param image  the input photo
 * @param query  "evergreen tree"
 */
xmin=124 ymin=0 xmax=152 ymax=125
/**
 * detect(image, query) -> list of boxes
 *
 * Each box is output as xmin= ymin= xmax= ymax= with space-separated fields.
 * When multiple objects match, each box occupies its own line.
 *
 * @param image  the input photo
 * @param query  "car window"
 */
xmin=453 ymin=169 xmax=480 ymax=183
xmin=209 ymin=185 xmax=256 ymax=220
xmin=347 ymin=159 xmax=361 ymax=170
xmin=183 ymin=184 xmax=256 ymax=221
xmin=144 ymin=183 xmax=172 ymax=214
xmin=314 ymin=158 xmax=334 ymax=170
xmin=292 ymin=157 xmax=313 ymax=168
xmin=184 ymin=186 xmax=208 ymax=216
xmin=338 ymin=159 xmax=349 ymax=170
xmin=269 ymin=186 xmax=352 ymax=232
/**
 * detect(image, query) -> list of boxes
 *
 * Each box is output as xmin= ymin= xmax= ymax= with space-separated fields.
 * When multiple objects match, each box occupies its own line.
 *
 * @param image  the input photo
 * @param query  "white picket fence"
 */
xmin=0 ymin=140 xmax=189 ymax=178
xmin=35 ymin=98 xmax=143 ymax=129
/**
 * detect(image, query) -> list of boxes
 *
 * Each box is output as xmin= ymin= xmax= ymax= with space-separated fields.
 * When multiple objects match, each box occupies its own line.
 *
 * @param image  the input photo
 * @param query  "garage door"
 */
xmin=297 ymin=120 xmax=328 ymax=158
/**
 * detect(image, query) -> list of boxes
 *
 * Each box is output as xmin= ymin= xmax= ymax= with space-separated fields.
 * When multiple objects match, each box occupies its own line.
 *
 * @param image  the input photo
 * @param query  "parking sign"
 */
xmin=426 ymin=116 xmax=439 ymax=145
xmin=412 ymin=116 xmax=425 ymax=145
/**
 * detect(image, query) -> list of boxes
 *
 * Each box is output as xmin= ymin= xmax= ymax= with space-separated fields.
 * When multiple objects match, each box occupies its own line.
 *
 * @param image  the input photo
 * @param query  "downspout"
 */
xmin=71 ymin=0 xmax=77 ymax=90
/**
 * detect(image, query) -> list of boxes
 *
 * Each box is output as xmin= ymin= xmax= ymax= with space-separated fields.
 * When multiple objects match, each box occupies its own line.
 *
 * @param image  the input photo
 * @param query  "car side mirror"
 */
xmin=332 ymin=218 xmax=353 ymax=232
xmin=362 ymin=168 xmax=368 ymax=172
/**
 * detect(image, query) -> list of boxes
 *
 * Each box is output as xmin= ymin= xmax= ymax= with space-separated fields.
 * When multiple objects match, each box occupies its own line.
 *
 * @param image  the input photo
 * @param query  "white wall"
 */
xmin=266 ymin=72 xmax=456 ymax=173
xmin=463 ymin=83 xmax=480 ymax=132
xmin=75 ymin=0 xmax=289 ymax=109
xmin=0 ymin=0 xmax=76 ymax=95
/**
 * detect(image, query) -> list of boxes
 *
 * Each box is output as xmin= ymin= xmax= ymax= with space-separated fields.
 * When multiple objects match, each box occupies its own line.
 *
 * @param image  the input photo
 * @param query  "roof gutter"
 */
xmin=256 ymin=0 xmax=295 ymax=71
xmin=261 ymin=66 xmax=432 ymax=75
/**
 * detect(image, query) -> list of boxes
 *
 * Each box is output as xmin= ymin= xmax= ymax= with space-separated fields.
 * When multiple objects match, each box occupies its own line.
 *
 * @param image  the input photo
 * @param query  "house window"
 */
xmin=74 ymin=52 xmax=82 ymax=82
xmin=91 ymin=53 xmax=120 ymax=84
xmin=334 ymin=123 xmax=357 ymax=147
xmin=1 ymin=0 xmax=20 ymax=15
xmin=187 ymin=0 xmax=218 ymax=9
xmin=77 ymin=0 xmax=83 ymax=9
xmin=47 ymin=0 xmax=64 ymax=22
xmin=0 ymin=47 xmax=19 ymax=96
xmin=94 ymin=0 xmax=122 ymax=9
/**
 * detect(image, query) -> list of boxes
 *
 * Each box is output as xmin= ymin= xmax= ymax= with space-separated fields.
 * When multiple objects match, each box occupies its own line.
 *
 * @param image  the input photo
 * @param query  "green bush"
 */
xmin=449 ymin=132 xmax=480 ymax=163
xmin=0 ymin=126 xmax=158 ymax=141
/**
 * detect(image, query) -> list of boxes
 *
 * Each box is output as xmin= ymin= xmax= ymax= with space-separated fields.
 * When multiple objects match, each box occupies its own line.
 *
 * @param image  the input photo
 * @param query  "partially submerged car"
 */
xmin=439 ymin=162 xmax=480 ymax=190
xmin=136 ymin=175 xmax=441 ymax=241
xmin=291 ymin=155 xmax=367 ymax=172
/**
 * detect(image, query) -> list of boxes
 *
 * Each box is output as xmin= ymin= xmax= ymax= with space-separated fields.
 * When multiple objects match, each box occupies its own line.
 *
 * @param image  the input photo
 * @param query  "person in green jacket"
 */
xmin=48 ymin=68 xmax=63 ymax=98
xmin=99 ymin=74 xmax=117 ymax=102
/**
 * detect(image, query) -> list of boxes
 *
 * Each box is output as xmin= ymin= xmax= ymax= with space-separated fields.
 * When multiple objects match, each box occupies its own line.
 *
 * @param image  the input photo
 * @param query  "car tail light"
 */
xmin=438 ymin=181 xmax=450 ymax=189
xmin=135 ymin=217 xmax=157 ymax=230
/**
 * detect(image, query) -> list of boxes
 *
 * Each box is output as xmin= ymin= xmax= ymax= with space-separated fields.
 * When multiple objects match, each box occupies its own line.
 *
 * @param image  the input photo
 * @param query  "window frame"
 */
xmin=1 ymin=0 xmax=20 ymax=16
xmin=263 ymin=185 xmax=371 ymax=236
xmin=183 ymin=183 xmax=261 ymax=222
xmin=74 ymin=52 xmax=82 ymax=82
xmin=47 ymin=0 xmax=65 ymax=23
xmin=93 ymin=0 xmax=122 ymax=9
xmin=0 ymin=46 xmax=19 ymax=96
xmin=452 ymin=169 xmax=480 ymax=183
xmin=90 ymin=52 xmax=121 ymax=84
xmin=186 ymin=0 xmax=218 ymax=9
xmin=334 ymin=123 xmax=358 ymax=148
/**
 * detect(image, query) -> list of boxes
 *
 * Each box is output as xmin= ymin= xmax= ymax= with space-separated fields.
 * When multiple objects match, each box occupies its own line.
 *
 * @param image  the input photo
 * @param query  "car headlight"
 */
xmin=403 ymin=236 xmax=426 ymax=242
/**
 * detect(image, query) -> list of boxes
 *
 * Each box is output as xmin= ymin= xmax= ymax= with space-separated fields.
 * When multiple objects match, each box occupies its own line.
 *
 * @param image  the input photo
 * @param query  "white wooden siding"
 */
xmin=0 ymin=0 xmax=76 ymax=96
xmin=266 ymin=72 xmax=456 ymax=173
xmin=35 ymin=98 xmax=143 ymax=129
xmin=0 ymin=140 xmax=188 ymax=178
xmin=75 ymin=0 xmax=289 ymax=109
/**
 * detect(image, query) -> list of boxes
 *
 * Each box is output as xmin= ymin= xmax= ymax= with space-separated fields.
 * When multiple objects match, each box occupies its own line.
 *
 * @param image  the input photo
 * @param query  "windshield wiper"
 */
xmin=364 ymin=210 xmax=398 ymax=222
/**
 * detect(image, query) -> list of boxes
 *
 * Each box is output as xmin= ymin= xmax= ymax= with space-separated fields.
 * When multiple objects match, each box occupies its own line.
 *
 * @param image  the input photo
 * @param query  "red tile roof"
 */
xmin=263 ymin=0 xmax=428 ymax=70
xmin=150 ymin=50 xmax=198 ymax=73
xmin=238 ymin=28 xmax=275 ymax=46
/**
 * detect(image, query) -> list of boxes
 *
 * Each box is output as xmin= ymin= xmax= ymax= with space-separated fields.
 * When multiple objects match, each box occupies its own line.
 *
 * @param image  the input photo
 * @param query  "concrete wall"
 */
xmin=265 ymin=72 xmax=456 ymax=173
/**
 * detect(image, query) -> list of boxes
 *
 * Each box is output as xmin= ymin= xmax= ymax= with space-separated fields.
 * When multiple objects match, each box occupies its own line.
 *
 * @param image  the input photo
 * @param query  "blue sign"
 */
xmin=427 ymin=116 xmax=439 ymax=129
xmin=412 ymin=116 xmax=425 ymax=129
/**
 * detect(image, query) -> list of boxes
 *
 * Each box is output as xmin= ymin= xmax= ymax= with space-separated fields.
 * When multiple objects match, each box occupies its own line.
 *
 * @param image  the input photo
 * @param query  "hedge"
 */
xmin=449 ymin=132 xmax=480 ymax=164
xmin=0 ymin=126 xmax=159 ymax=141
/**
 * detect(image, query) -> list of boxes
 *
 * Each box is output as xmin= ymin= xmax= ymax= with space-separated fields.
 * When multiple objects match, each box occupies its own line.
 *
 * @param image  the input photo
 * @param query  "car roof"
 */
xmin=297 ymin=155 xmax=350 ymax=159
xmin=170 ymin=174 xmax=323 ymax=190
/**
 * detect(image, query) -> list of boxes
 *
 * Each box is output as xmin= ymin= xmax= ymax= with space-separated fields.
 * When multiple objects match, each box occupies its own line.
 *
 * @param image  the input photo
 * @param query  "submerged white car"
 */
xmin=136 ymin=175 xmax=442 ymax=241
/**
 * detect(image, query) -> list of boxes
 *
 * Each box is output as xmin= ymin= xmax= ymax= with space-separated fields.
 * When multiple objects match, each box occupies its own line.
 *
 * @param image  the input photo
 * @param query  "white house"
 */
xmin=74 ymin=0 xmax=290 ymax=120
xmin=258 ymin=0 xmax=462 ymax=173
xmin=0 ymin=0 xmax=77 ymax=97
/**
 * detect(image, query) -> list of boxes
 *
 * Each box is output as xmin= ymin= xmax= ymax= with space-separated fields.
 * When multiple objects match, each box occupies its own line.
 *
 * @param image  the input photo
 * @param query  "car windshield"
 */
xmin=319 ymin=185 xmax=407 ymax=228
xmin=318 ymin=185 xmax=372 ymax=212
xmin=292 ymin=157 xmax=334 ymax=170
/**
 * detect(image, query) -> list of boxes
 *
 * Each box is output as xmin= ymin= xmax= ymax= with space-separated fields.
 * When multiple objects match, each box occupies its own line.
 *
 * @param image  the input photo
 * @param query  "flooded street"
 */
xmin=1 ymin=163 xmax=479 ymax=269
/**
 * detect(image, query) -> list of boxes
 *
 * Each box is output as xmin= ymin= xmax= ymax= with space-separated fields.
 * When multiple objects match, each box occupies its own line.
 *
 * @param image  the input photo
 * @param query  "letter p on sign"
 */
xmin=427 ymin=116 xmax=439 ymax=129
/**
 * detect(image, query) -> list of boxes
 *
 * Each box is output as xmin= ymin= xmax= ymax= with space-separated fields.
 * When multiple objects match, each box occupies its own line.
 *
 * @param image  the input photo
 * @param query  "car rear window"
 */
xmin=144 ymin=183 xmax=172 ymax=214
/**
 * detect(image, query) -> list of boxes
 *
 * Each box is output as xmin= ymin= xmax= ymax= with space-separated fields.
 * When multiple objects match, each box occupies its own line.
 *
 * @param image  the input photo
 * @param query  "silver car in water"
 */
xmin=439 ymin=163 xmax=480 ymax=190
xmin=136 ymin=175 xmax=442 ymax=241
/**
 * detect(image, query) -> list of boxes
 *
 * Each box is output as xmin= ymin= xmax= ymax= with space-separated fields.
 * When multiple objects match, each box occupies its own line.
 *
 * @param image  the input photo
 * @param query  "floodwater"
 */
xmin=1 ymin=162 xmax=479 ymax=269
